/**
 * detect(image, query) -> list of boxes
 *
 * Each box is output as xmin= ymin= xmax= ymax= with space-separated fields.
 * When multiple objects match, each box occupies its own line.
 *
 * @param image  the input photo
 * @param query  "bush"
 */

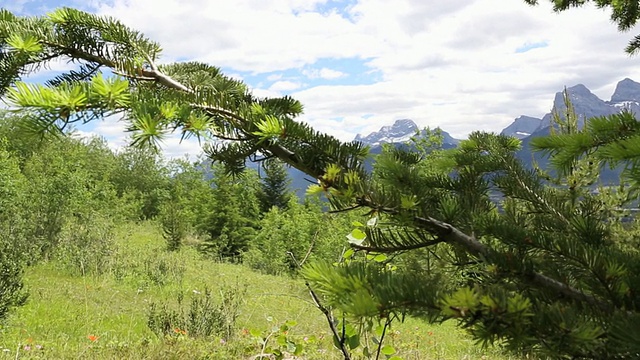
xmin=245 ymin=199 xmax=353 ymax=275
xmin=0 ymin=240 xmax=28 ymax=322
xmin=0 ymin=142 xmax=29 ymax=321
xmin=52 ymin=214 xmax=116 ymax=276
xmin=159 ymin=201 xmax=187 ymax=252
xmin=147 ymin=285 xmax=246 ymax=339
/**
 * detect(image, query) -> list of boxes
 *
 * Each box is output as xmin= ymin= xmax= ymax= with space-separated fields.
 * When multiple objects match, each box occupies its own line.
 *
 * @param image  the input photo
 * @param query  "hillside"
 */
xmin=0 ymin=223 xmax=514 ymax=360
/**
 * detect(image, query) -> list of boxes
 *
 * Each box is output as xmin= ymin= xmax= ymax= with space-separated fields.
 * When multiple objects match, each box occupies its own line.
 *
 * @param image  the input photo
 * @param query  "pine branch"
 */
xmin=262 ymin=135 xmax=612 ymax=311
xmin=409 ymin=213 xmax=612 ymax=312
xmin=140 ymin=67 xmax=193 ymax=93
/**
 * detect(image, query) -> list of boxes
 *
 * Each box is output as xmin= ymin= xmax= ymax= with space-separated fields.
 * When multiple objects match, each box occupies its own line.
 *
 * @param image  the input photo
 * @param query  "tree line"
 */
xmin=0 ymin=112 xmax=354 ymax=324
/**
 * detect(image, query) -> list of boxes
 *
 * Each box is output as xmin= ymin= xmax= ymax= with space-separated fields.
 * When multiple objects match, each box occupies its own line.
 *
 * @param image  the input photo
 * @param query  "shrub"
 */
xmin=52 ymin=214 xmax=116 ymax=276
xmin=0 ymin=142 xmax=29 ymax=321
xmin=142 ymin=254 xmax=187 ymax=287
xmin=245 ymin=199 xmax=354 ymax=275
xmin=159 ymin=201 xmax=187 ymax=252
xmin=0 ymin=240 xmax=28 ymax=322
xmin=147 ymin=284 xmax=246 ymax=339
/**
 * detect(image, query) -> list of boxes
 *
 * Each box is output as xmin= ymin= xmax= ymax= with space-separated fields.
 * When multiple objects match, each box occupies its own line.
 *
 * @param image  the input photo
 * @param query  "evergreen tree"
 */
xmin=4 ymin=8 xmax=640 ymax=358
xmin=200 ymin=164 xmax=259 ymax=259
xmin=257 ymin=158 xmax=292 ymax=213
xmin=159 ymin=190 xmax=187 ymax=252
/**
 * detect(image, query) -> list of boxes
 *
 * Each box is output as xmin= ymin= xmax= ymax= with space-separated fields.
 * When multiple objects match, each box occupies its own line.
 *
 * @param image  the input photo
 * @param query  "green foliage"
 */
xmin=147 ymin=285 xmax=246 ymax=340
xmin=141 ymin=253 xmax=187 ymax=287
xmin=257 ymin=158 xmax=292 ymax=213
xmin=244 ymin=199 xmax=353 ymax=275
xmin=159 ymin=168 xmax=195 ymax=252
xmin=164 ymin=157 xmax=215 ymax=235
xmin=199 ymin=164 xmax=259 ymax=259
xmin=0 ymin=141 xmax=28 ymax=322
xmin=248 ymin=319 xmax=308 ymax=360
xmin=0 ymin=112 xmax=185 ymax=321
xmin=112 ymin=146 xmax=170 ymax=220
xmin=52 ymin=214 xmax=116 ymax=276
xmin=160 ymin=201 xmax=187 ymax=252
xmin=18 ymin=136 xmax=134 ymax=258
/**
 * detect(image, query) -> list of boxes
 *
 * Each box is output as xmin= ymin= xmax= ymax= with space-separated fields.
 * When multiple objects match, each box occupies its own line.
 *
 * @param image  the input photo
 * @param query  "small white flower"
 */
xmin=193 ymin=289 xmax=201 ymax=295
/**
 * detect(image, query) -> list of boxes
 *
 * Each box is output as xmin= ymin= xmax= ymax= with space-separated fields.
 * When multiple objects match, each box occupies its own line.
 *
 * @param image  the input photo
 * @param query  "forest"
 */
xmin=4 ymin=1 xmax=640 ymax=359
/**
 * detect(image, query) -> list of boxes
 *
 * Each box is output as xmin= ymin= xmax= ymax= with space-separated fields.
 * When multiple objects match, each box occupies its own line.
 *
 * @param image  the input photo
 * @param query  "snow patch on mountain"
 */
xmin=613 ymin=101 xmax=640 ymax=108
xmin=501 ymin=115 xmax=542 ymax=139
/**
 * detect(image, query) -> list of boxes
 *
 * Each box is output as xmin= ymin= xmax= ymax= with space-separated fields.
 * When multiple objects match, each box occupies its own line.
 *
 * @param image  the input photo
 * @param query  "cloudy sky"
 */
xmin=3 ymin=0 xmax=640 ymax=158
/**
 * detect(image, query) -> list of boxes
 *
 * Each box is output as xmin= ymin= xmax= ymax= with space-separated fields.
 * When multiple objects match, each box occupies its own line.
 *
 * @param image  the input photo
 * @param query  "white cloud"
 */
xmin=70 ymin=115 xmax=203 ymax=160
xmin=158 ymin=135 xmax=204 ymax=161
xmin=303 ymin=67 xmax=347 ymax=79
xmin=20 ymin=0 xmax=640 ymax=150
xmin=269 ymin=80 xmax=303 ymax=93
xmin=70 ymin=115 xmax=129 ymax=150
xmin=2 ymin=0 xmax=30 ymax=13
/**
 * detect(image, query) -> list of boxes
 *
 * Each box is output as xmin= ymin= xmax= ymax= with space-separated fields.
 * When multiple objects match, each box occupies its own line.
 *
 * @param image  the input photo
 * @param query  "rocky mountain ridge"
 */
xmin=261 ymin=78 xmax=640 ymax=197
xmin=355 ymin=78 xmax=640 ymax=148
xmin=502 ymin=78 xmax=640 ymax=139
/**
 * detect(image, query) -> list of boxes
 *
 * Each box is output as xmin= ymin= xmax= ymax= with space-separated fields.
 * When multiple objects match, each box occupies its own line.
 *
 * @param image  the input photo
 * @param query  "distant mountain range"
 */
xmin=511 ymin=78 xmax=640 ymax=179
xmin=273 ymin=78 xmax=640 ymax=196
xmin=353 ymin=78 xmax=640 ymax=149
xmin=502 ymin=78 xmax=640 ymax=140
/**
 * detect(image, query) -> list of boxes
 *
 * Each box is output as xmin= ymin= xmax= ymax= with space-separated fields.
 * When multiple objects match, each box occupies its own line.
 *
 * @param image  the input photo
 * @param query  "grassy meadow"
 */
xmin=0 ymin=222 xmax=519 ymax=359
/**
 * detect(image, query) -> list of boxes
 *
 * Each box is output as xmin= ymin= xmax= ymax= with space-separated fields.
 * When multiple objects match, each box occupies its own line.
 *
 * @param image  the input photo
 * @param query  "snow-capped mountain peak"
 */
xmin=355 ymin=119 xmax=460 ymax=147
xmin=355 ymin=119 xmax=419 ymax=146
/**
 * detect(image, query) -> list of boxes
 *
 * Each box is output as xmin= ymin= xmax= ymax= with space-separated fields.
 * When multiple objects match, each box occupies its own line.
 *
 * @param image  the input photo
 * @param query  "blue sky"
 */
xmin=2 ymin=0 xmax=640 ymax=158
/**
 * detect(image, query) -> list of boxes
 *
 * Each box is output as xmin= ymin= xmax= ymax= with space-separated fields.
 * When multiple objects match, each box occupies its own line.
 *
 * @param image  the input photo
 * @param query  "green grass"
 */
xmin=0 ymin=222 xmax=519 ymax=359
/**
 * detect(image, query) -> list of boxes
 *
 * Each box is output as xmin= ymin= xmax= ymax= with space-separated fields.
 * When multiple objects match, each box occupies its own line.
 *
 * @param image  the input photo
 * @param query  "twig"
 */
xmin=259 ymin=330 xmax=275 ymax=360
xmin=299 ymin=230 xmax=318 ymax=266
xmin=305 ymin=281 xmax=352 ymax=360
xmin=375 ymin=318 xmax=392 ymax=360
xmin=287 ymin=250 xmax=352 ymax=360
xmin=328 ymin=204 xmax=362 ymax=214
xmin=290 ymin=253 xmax=351 ymax=359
